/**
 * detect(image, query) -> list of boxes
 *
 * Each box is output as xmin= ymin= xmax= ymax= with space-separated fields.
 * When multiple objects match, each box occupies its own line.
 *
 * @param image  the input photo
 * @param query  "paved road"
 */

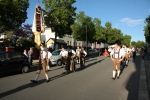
xmin=0 ymin=55 xmax=141 ymax=100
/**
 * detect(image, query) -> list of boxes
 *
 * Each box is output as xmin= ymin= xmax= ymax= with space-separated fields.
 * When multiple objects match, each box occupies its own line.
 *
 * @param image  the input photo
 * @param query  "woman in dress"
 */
xmin=76 ymin=46 xmax=81 ymax=63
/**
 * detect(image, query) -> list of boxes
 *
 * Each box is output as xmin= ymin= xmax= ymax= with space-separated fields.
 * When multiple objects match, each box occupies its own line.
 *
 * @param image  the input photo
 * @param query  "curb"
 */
xmin=138 ymin=58 xmax=149 ymax=100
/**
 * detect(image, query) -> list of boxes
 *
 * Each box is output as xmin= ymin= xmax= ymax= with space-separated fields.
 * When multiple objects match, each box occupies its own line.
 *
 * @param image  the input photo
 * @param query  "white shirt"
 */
xmin=41 ymin=47 xmax=48 ymax=59
xmin=60 ymin=50 xmax=68 ymax=57
xmin=47 ymin=51 xmax=52 ymax=59
xmin=128 ymin=48 xmax=132 ymax=52
xmin=23 ymin=52 xmax=28 ymax=57
xmin=76 ymin=49 xmax=81 ymax=54
xmin=67 ymin=49 xmax=76 ymax=56
xmin=132 ymin=47 xmax=136 ymax=52
xmin=81 ymin=51 xmax=87 ymax=56
xmin=110 ymin=48 xmax=125 ymax=58
xmin=108 ymin=48 xmax=112 ymax=52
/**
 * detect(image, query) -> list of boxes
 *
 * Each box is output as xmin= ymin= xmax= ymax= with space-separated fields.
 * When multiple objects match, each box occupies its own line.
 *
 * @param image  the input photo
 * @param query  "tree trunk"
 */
xmin=54 ymin=33 xmax=57 ymax=50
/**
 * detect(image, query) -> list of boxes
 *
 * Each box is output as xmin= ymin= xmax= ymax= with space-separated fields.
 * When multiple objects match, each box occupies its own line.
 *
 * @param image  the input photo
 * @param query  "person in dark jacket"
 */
xmin=80 ymin=47 xmax=87 ymax=68
xmin=65 ymin=46 xmax=76 ymax=73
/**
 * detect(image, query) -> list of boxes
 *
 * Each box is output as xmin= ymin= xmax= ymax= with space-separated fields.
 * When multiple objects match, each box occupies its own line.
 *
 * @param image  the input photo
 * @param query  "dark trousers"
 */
xmin=61 ymin=56 xmax=67 ymax=65
xmin=133 ymin=52 xmax=136 ymax=59
xmin=28 ymin=56 xmax=33 ymax=65
xmin=80 ymin=56 xmax=85 ymax=67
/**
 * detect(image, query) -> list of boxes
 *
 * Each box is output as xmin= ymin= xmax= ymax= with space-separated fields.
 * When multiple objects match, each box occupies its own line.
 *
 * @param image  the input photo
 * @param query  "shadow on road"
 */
xmin=76 ymin=59 xmax=105 ymax=72
xmin=124 ymin=54 xmax=141 ymax=100
xmin=0 ymin=57 xmax=105 ymax=98
xmin=120 ymin=59 xmax=132 ymax=75
xmin=0 ymin=79 xmax=48 ymax=98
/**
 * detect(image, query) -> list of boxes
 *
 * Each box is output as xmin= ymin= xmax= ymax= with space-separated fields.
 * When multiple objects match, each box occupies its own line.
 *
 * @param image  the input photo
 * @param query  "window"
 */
xmin=67 ymin=41 xmax=69 ymax=45
xmin=70 ymin=41 xmax=71 ymax=46
xmin=0 ymin=53 xmax=10 ymax=61
xmin=11 ymin=52 xmax=21 ymax=59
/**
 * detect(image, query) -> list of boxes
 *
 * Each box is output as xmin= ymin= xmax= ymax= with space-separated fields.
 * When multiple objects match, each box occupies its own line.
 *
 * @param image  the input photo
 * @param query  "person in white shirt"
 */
xmin=80 ymin=47 xmax=87 ymax=67
xmin=65 ymin=46 xmax=76 ymax=73
xmin=108 ymin=47 xmax=113 ymax=56
xmin=110 ymin=43 xmax=125 ymax=80
xmin=30 ymin=43 xmax=50 ymax=83
xmin=122 ymin=45 xmax=130 ymax=66
xmin=23 ymin=49 xmax=28 ymax=57
xmin=60 ymin=47 xmax=68 ymax=66
xmin=47 ymin=50 xmax=52 ymax=71
xmin=132 ymin=46 xmax=136 ymax=59
xmin=76 ymin=46 xmax=81 ymax=63
xmin=127 ymin=47 xmax=132 ymax=58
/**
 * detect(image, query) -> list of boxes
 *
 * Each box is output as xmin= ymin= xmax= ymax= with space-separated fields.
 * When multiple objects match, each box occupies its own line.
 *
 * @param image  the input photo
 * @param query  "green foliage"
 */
xmin=144 ymin=15 xmax=150 ymax=43
xmin=93 ymin=18 xmax=105 ymax=43
xmin=43 ymin=0 xmax=76 ymax=49
xmin=107 ymin=28 xmax=123 ymax=45
xmin=121 ymin=34 xmax=131 ymax=47
xmin=131 ymin=40 xmax=146 ymax=48
xmin=131 ymin=41 xmax=137 ymax=47
xmin=5 ymin=31 xmax=14 ymax=40
xmin=15 ymin=38 xmax=36 ymax=52
xmin=71 ymin=11 xmax=96 ymax=43
xmin=136 ymin=40 xmax=146 ymax=48
xmin=0 ymin=39 xmax=10 ymax=47
xmin=0 ymin=0 xmax=29 ymax=32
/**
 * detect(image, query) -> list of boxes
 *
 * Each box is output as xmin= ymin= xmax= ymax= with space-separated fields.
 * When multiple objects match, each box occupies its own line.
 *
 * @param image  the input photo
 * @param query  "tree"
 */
xmin=105 ymin=22 xmax=112 ymax=43
xmin=121 ymin=34 xmax=131 ymax=47
xmin=144 ymin=15 xmax=150 ymax=43
xmin=93 ymin=18 xmax=106 ymax=43
xmin=131 ymin=41 xmax=137 ymax=47
xmin=106 ymin=28 xmax=123 ymax=45
xmin=136 ymin=40 xmax=146 ymax=48
xmin=0 ymin=0 xmax=29 ymax=33
xmin=15 ymin=24 xmax=33 ymax=38
xmin=71 ymin=11 xmax=96 ymax=48
xmin=43 ymin=0 xmax=76 ymax=49
xmin=15 ymin=38 xmax=35 ymax=52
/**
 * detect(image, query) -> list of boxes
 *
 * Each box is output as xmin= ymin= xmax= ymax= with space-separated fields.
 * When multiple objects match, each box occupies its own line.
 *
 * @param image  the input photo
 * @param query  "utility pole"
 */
xmin=86 ymin=25 xmax=87 ymax=51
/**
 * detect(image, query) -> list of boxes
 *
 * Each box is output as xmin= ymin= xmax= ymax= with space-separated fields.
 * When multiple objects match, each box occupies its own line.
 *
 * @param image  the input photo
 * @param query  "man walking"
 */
xmin=60 ymin=47 xmax=68 ymax=67
xmin=30 ymin=42 xmax=49 ymax=83
xmin=110 ymin=43 xmax=125 ymax=80
xmin=132 ymin=46 xmax=136 ymax=59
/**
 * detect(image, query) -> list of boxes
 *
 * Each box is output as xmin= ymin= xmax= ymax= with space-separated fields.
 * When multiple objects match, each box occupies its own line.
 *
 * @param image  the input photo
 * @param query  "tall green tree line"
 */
xmin=71 ymin=11 xmax=132 ymax=47
xmin=144 ymin=15 xmax=150 ymax=43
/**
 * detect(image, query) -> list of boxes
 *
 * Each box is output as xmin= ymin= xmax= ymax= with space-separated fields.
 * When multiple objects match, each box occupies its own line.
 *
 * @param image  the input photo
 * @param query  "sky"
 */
xmin=25 ymin=0 xmax=150 ymax=42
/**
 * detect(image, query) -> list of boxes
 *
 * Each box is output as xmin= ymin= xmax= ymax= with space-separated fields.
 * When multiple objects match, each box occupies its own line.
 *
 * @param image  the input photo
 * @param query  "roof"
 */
xmin=46 ymin=38 xmax=67 ymax=44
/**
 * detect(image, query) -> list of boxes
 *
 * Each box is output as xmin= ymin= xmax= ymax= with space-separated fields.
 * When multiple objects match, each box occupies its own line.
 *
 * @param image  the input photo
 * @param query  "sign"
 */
xmin=36 ymin=6 xmax=42 ymax=32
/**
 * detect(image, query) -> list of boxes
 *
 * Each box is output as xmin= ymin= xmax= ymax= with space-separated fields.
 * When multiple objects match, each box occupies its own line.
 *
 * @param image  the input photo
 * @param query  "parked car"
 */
xmin=50 ymin=49 xmax=62 ymax=66
xmin=0 ymin=52 xmax=30 ymax=75
xmin=87 ymin=49 xmax=99 ymax=56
